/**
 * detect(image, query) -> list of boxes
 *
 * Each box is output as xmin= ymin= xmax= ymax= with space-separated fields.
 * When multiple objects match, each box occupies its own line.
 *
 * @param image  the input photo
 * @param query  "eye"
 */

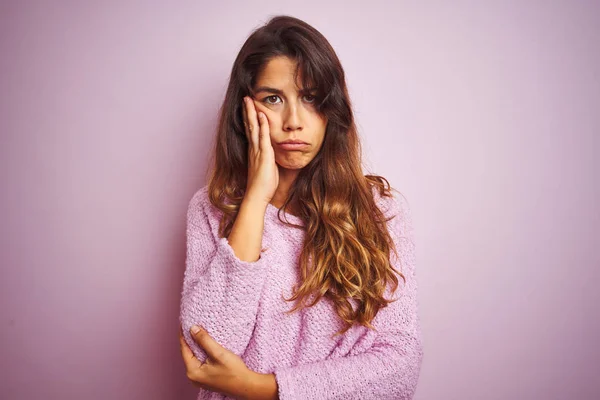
xmin=263 ymin=95 xmax=282 ymax=105
xmin=303 ymin=94 xmax=316 ymax=103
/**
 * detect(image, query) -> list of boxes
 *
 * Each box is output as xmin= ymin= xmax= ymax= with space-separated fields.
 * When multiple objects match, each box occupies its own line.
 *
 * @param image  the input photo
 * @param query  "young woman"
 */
xmin=178 ymin=15 xmax=423 ymax=400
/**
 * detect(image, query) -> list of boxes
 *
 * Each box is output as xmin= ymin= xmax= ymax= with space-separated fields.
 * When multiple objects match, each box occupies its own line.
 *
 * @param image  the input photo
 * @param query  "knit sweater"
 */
xmin=179 ymin=185 xmax=423 ymax=400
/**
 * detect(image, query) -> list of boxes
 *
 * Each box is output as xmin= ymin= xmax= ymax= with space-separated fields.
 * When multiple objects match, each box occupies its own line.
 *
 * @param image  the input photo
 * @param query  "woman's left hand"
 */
xmin=179 ymin=325 xmax=259 ymax=399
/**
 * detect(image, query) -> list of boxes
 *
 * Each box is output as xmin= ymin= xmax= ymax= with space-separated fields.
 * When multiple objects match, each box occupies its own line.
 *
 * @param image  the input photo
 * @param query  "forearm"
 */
xmin=244 ymin=372 xmax=278 ymax=400
xmin=180 ymin=197 xmax=271 ymax=362
xmin=273 ymin=341 xmax=423 ymax=400
xmin=227 ymin=198 xmax=268 ymax=262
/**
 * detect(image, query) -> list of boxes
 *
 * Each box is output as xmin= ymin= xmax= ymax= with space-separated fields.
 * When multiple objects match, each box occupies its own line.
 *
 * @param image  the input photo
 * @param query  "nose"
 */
xmin=282 ymin=101 xmax=303 ymax=133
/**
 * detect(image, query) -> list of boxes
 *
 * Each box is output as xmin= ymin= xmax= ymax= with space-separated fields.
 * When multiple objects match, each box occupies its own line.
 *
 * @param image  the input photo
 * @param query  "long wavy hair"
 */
xmin=206 ymin=15 xmax=406 ymax=336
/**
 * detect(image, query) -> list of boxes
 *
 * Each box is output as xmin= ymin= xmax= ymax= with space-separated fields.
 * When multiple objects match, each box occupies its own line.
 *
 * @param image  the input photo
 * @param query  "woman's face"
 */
xmin=251 ymin=56 xmax=328 ymax=171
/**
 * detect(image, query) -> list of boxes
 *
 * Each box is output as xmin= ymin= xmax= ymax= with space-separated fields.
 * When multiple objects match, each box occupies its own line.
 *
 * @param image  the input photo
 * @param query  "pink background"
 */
xmin=1 ymin=1 xmax=599 ymax=399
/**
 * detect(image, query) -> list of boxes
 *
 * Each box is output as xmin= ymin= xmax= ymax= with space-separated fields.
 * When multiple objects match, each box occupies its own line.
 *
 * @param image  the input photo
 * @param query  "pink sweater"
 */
xmin=179 ymin=185 xmax=423 ymax=399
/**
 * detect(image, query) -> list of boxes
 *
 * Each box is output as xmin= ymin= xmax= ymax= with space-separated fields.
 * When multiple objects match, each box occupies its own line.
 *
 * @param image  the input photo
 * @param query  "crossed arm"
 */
xmin=179 ymin=189 xmax=423 ymax=399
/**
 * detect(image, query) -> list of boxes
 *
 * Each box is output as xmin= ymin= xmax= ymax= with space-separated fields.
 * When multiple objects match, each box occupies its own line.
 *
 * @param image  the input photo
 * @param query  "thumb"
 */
xmin=190 ymin=326 xmax=225 ymax=361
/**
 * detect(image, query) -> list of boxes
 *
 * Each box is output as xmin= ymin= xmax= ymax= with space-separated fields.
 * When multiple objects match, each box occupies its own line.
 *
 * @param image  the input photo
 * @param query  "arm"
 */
xmin=180 ymin=188 xmax=270 ymax=364
xmin=271 ymin=193 xmax=424 ymax=400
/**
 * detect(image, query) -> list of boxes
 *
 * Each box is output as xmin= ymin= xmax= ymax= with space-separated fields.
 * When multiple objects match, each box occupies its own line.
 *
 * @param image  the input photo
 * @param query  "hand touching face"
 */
xmin=251 ymin=56 xmax=328 ymax=171
xmin=241 ymin=95 xmax=279 ymax=205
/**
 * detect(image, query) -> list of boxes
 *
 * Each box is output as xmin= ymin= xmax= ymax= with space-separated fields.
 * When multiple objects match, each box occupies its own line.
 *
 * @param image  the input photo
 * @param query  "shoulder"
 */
xmin=188 ymin=184 xmax=210 ymax=210
xmin=368 ymin=179 xmax=417 ymax=282
xmin=186 ymin=185 xmax=220 ymax=229
xmin=370 ymin=180 xmax=414 ymax=241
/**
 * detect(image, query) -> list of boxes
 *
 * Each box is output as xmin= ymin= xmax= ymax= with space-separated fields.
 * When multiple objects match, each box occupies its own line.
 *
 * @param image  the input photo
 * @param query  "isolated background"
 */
xmin=1 ymin=1 xmax=599 ymax=399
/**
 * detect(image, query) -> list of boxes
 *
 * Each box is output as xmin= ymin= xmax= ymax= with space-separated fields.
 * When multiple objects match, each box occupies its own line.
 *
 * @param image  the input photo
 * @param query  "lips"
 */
xmin=278 ymin=141 xmax=309 ymax=150
xmin=278 ymin=139 xmax=308 ymax=145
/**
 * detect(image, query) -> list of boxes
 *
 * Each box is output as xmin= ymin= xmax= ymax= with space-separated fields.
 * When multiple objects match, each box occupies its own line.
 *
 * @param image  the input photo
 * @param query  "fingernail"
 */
xmin=191 ymin=325 xmax=201 ymax=334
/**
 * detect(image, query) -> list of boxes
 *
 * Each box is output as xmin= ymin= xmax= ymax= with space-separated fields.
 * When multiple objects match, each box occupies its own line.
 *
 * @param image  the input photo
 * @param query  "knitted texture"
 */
xmin=180 ymin=185 xmax=423 ymax=399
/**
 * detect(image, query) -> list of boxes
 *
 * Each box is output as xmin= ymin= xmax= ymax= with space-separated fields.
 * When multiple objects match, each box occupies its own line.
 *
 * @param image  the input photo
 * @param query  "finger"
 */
xmin=245 ymin=97 xmax=260 ymax=150
xmin=179 ymin=329 xmax=195 ymax=362
xmin=257 ymin=111 xmax=273 ymax=152
xmin=179 ymin=330 xmax=210 ymax=390
xmin=190 ymin=326 xmax=226 ymax=362
xmin=179 ymin=328 xmax=202 ymax=370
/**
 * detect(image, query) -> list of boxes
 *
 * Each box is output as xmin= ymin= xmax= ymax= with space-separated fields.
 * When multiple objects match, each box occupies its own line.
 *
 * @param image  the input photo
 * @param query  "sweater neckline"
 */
xmin=266 ymin=202 xmax=305 ymax=226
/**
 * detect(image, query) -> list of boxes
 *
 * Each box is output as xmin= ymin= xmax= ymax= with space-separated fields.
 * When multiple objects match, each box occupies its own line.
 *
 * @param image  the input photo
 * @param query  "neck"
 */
xmin=270 ymin=166 xmax=300 ymax=209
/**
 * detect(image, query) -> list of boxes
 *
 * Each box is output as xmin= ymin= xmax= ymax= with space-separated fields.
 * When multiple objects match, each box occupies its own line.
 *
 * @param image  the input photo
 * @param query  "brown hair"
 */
xmin=206 ymin=15 xmax=405 ymax=336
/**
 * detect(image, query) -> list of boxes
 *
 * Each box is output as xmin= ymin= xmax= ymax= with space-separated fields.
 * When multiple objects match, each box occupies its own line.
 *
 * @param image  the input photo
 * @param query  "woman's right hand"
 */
xmin=242 ymin=96 xmax=279 ymax=206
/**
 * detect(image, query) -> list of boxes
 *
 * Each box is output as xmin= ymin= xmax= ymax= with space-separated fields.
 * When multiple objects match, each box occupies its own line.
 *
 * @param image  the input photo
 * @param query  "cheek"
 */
xmin=314 ymin=125 xmax=327 ymax=148
xmin=264 ymin=111 xmax=282 ymax=127
xmin=253 ymin=103 xmax=279 ymax=124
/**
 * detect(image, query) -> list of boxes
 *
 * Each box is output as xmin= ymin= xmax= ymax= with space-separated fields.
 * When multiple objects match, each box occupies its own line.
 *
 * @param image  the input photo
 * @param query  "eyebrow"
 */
xmin=253 ymin=86 xmax=317 ymax=96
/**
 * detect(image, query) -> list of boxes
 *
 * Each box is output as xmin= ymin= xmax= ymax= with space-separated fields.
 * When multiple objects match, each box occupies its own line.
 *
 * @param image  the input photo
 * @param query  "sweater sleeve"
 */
xmin=272 ymin=191 xmax=424 ymax=400
xmin=179 ymin=188 xmax=270 ymax=364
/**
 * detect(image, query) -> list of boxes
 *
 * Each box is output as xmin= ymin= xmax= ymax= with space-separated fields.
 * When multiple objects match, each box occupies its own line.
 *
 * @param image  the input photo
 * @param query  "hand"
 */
xmin=179 ymin=325 xmax=259 ymax=399
xmin=242 ymin=96 xmax=279 ymax=206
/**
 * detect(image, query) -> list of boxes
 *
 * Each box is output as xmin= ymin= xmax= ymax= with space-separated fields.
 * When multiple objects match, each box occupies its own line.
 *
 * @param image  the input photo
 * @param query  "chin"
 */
xmin=276 ymin=162 xmax=306 ymax=171
xmin=275 ymin=157 xmax=311 ymax=171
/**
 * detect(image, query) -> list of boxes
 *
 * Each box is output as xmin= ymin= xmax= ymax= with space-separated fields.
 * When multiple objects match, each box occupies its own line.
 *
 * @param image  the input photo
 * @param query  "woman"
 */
xmin=178 ymin=15 xmax=423 ymax=400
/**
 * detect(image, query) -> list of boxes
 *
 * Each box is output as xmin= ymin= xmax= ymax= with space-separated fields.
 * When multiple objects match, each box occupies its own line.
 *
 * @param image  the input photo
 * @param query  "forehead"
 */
xmin=254 ymin=56 xmax=312 ymax=91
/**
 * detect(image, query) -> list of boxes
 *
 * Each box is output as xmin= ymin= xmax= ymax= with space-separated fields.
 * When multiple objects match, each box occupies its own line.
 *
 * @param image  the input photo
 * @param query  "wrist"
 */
xmin=243 ymin=371 xmax=278 ymax=400
xmin=243 ymin=190 xmax=272 ymax=210
xmin=242 ymin=197 xmax=269 ymax=211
